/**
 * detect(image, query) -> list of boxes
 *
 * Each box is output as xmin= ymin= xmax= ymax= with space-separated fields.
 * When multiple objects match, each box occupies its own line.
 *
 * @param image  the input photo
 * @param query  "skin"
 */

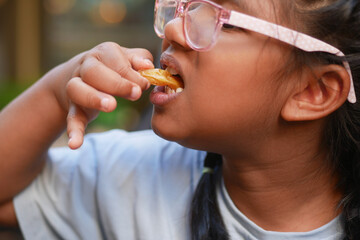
xmin=152 ymin=0 xmax=346 ymax=232
xmin=0 ymin=0 xmax=351 ymax=233
xmin=0 ymin=43 xmax=154 ymax=225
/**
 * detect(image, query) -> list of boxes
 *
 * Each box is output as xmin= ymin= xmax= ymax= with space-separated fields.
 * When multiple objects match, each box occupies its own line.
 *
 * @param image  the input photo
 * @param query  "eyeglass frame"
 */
xmin=154 ymin=0 xmax=356 ymax=103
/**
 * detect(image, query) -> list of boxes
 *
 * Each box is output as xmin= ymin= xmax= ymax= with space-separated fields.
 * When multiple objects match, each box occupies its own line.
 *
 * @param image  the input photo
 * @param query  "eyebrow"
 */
xmin=214 ymin=0 xmax=252 ymax=14
xmin=229 ymin=0 xmax=246 ymax=8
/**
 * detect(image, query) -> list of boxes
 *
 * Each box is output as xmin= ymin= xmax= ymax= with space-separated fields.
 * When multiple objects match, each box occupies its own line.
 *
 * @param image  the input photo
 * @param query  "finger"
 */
xmin=94 ymin=43 xmax=154 ymax=70
xmin=66 ymin=77 xmax=117 ymax=112
xmin=116 ymin=64 xmax=152 ymax=91
xmin=123 ymin=47 xmax=155 ymax=70
xmin=79 ymin=58 xmax=143 ymax=101
xmin=67 ymin=104 xmax=87 ymax=150
xmin=122 ymin=48 xmax=154 ymax=89
xmin=90 ymin=43 xmax=150 ymax=90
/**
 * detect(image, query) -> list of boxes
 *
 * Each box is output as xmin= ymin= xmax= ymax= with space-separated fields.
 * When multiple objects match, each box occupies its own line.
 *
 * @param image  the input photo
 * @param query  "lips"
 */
xmin=163 ymin=67 xmax=184 ymax=94
xmin=150 ymin=53 xmax=185 ymax=106
xmin=160 ymin=53 xmax=185 ymax=90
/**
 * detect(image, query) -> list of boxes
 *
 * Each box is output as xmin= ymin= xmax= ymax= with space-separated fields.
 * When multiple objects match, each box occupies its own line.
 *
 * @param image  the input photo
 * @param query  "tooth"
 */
xmin=176 ymin=88 xmax=184 ymax=93
xmin=166 ymin=67 xmax=178 ymax=75
xmin=171 ymin=89 xmax=175 ymax=94
xmin=165 ymin=86 xmax=171 ymax=94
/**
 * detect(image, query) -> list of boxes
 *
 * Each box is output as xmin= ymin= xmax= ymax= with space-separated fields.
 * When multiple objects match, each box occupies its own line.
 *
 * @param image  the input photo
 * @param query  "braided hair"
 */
xmin=190 ymin=153 xmax=229 ymax=240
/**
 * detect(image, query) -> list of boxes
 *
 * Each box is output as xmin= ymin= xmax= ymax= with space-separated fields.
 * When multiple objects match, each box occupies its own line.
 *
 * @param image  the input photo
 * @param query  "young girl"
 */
xmin=1 ymin=0 xmax=359 ymax=239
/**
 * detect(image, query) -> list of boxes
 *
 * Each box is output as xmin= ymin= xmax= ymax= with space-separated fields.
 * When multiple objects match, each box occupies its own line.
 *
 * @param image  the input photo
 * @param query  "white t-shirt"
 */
xmin=14 ymin=130 xmax=344 ymax=240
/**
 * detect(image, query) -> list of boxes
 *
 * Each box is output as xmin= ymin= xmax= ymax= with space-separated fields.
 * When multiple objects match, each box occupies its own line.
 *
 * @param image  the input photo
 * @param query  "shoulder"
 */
xmin=15 ymin=130 xmax=206 ymax=240
xmin=47 ymin=129 xmax=206 ymax=185
xmin=84 ymin=129 xmax=205 ymax=170
xmin=83 ymin=129 xmax=206 ymax=184
xmin=86 ymin=130 xmax=206 ymax=238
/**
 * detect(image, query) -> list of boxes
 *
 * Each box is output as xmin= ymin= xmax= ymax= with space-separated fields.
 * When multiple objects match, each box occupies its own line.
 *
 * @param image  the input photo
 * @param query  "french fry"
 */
xmin=139 ymin=69 xmax=184 ymax=90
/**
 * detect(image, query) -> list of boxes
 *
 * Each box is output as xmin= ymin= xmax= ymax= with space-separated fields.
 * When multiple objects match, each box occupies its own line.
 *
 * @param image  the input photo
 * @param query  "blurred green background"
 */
xmin=0 ymin=0 xmax=161 ymax=140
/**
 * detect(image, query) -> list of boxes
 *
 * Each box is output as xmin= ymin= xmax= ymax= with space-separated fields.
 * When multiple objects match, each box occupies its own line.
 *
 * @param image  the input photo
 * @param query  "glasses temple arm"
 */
xmin=227 ymin=11 xmax=356 ymax=103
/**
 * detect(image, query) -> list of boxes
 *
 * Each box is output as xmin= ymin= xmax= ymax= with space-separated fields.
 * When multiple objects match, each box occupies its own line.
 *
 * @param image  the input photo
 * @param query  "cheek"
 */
xmin=152 ymin=39 xmax=290 ymax=147
xmin=191 ymin=50 xmax=282 ymax=118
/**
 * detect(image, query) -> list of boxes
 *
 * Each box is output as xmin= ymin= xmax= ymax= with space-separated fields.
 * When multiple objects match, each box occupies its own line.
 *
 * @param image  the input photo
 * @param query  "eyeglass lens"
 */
xmin=155 ymin=0 xmax=220 ymax=50
xmin=154 ymin=0 xmax=177 ymax=37
xmin=185 ymin=2 xmax=219 ymax=49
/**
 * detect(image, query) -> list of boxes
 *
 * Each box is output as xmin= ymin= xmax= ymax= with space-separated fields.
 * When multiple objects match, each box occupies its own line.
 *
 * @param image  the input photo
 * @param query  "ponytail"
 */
xmin=190 ymin=152 xmax=230 ymax=240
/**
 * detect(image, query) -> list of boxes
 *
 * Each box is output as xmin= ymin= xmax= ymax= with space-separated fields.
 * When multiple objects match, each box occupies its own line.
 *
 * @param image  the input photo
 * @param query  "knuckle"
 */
xmin=86 ymin=92 xmax=100 ymax=108
xmin=77 ymin=124 xmax=86 ymax=135
xmin=79 ymin=51 xmax=92 ymax=65
xmin=66 ymin=78 xmax=77 ymax=95
xmin=95 ymin=42 xmax=119 ymax=54
xmin=67 ymin=111 xmax=87 ymax=132
xmin=118 ymin=65 xmax=131 ymax=76
xmin=139 ymin=48 xmax=153 ymax=59
xmin=114 ymin=79 xmax=133 ymax=96
xmin=80 ymin=59 xmax=98 ymax=81
xmin=66 ymin=112 xmax=76 ymax=122
xmin=130 ymin=48 xmax=153 ymax=60
xmin=113 ymin=79 xmax=126 ymax=93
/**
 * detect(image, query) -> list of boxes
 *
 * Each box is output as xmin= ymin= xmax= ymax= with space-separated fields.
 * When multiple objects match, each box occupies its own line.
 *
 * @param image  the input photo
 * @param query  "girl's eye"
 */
xmin=222 ymin=24 xmax=235 ymax=29
xmin=221 ymin=23 xmax=244 ymax=32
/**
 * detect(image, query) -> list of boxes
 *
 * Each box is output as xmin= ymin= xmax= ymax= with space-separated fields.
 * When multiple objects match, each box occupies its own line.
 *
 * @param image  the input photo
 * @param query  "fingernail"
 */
xmin=144 ymin=59 xmax=154 ymax=67
xmin=101 ymin=98 xmax=109 ymax=110
xmin=134 ymin=56 xmax=153 ymax=68
xmin=141 ymin=78 xmax=151 ymax=90
xmin=68 ymin=132 xmax=74 ymax=145
xmin=130 ymin=86 xmax=141 ymax=100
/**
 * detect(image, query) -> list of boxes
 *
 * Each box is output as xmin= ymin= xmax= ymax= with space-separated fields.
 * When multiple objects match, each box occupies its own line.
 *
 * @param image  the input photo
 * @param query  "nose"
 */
xmin=161 ymin=17 xmax=192 ymax=51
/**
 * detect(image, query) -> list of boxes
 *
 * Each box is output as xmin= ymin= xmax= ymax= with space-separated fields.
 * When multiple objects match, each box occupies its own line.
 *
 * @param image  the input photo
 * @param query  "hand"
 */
xmin=53 ymin=42 xmax=154 ymax=149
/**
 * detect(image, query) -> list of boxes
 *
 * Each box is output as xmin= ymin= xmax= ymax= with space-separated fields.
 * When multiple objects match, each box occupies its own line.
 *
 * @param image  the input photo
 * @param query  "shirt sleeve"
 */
xmin=13 ymin=129 xmax=205 ymax=240
xmin=14 ymin=131 xmax=106 ymax=240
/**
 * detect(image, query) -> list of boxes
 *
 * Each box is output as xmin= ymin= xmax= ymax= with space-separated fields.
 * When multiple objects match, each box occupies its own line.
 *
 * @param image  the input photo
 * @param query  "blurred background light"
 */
xmin=0 ymin=0 xmax=7 ymax=7
xmin=43 ymin=0 xmax=76 ymax=15
xmin=99 ymin=0 xmax=126 ymax=24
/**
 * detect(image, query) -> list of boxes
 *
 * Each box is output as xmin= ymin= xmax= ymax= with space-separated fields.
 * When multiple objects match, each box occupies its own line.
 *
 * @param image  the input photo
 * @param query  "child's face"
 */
xmin=151 ymin=0 xmax=294 ymax=152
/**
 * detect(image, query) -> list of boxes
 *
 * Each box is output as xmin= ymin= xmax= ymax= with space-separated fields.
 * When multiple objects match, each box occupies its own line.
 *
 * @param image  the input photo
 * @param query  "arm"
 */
xmin=0 ymin=42 xmax=154 ymax=205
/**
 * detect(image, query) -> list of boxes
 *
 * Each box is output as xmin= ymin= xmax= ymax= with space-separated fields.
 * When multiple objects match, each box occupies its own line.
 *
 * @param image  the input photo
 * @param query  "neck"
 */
xmin=221 ymin=123 xmax=342 ymax=232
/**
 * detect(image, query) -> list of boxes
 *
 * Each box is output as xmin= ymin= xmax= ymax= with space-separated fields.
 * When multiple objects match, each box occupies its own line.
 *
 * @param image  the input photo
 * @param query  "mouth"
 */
xmin=149 ymin=64 xmax=185 ymax=106
xmin=160 ymin=53 xmax=185 ymax=95
xmin=162 ymin=66 xmax=184 ymax=94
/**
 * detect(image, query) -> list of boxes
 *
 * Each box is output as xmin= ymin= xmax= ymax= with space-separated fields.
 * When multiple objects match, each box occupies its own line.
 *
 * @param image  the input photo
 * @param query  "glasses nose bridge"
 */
xmin=174 ymin=1 xmax=186 ymax=18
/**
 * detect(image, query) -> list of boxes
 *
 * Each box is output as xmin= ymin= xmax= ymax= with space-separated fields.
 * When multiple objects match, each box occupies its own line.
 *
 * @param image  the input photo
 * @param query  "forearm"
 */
xmin=0 ymin=63 xmax=70 ymax=203
xmin=0 ymin=43 xmax=153 ymax=204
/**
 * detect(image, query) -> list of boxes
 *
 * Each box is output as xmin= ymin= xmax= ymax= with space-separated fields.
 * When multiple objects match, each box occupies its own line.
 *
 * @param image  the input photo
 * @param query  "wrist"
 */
xmin=43 ymin=52 xmax=86 ymax=115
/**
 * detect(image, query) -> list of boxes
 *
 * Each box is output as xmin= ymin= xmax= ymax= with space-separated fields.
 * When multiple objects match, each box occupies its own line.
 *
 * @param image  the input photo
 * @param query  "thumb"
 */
xmin=123 ymin=47 xmax=155 ymax=70
xmin=131 ymin=55 xmax=154 ymax=70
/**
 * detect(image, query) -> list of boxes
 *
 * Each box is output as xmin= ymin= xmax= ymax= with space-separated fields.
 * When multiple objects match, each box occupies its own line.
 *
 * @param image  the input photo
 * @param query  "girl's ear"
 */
xmin=281 ymin=64 xmax=350 ymax=121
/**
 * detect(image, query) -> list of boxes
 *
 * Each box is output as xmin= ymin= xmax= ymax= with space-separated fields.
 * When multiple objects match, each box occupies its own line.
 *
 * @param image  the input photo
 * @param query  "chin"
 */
xmin=151 ymin=120 xmax=207 ymax=152
xmin=151 ymin=119 xmax=181 ymax=142
xmin=150 ymin=113 xmax=189 ymax=144
xmin=150 ymin=109 xmax=213 ymax=151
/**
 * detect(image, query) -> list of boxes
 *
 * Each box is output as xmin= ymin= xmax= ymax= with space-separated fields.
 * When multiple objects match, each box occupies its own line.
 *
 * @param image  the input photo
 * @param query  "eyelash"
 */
xmin=221 ymin=23 xmax=244 ymax=32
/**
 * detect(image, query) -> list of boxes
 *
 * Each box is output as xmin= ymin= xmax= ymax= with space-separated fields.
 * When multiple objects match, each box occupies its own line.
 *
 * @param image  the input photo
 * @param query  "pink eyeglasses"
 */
xmin=154 ymin=0 xmax=357 ymax=103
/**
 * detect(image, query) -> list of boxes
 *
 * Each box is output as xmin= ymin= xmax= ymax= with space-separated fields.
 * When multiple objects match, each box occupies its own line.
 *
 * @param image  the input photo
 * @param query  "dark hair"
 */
xmin=289 ymin=1 xmax=360 ymax=239
xmin=190 ymin=152 xmax=228 ymax=240
xmin=190 ymin=0 xmax=360 ymax=239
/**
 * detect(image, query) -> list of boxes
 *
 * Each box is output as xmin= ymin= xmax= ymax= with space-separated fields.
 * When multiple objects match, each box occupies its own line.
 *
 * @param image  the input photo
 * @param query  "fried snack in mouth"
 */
xmin=139 ymin=68 xmax=184 ymax=90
